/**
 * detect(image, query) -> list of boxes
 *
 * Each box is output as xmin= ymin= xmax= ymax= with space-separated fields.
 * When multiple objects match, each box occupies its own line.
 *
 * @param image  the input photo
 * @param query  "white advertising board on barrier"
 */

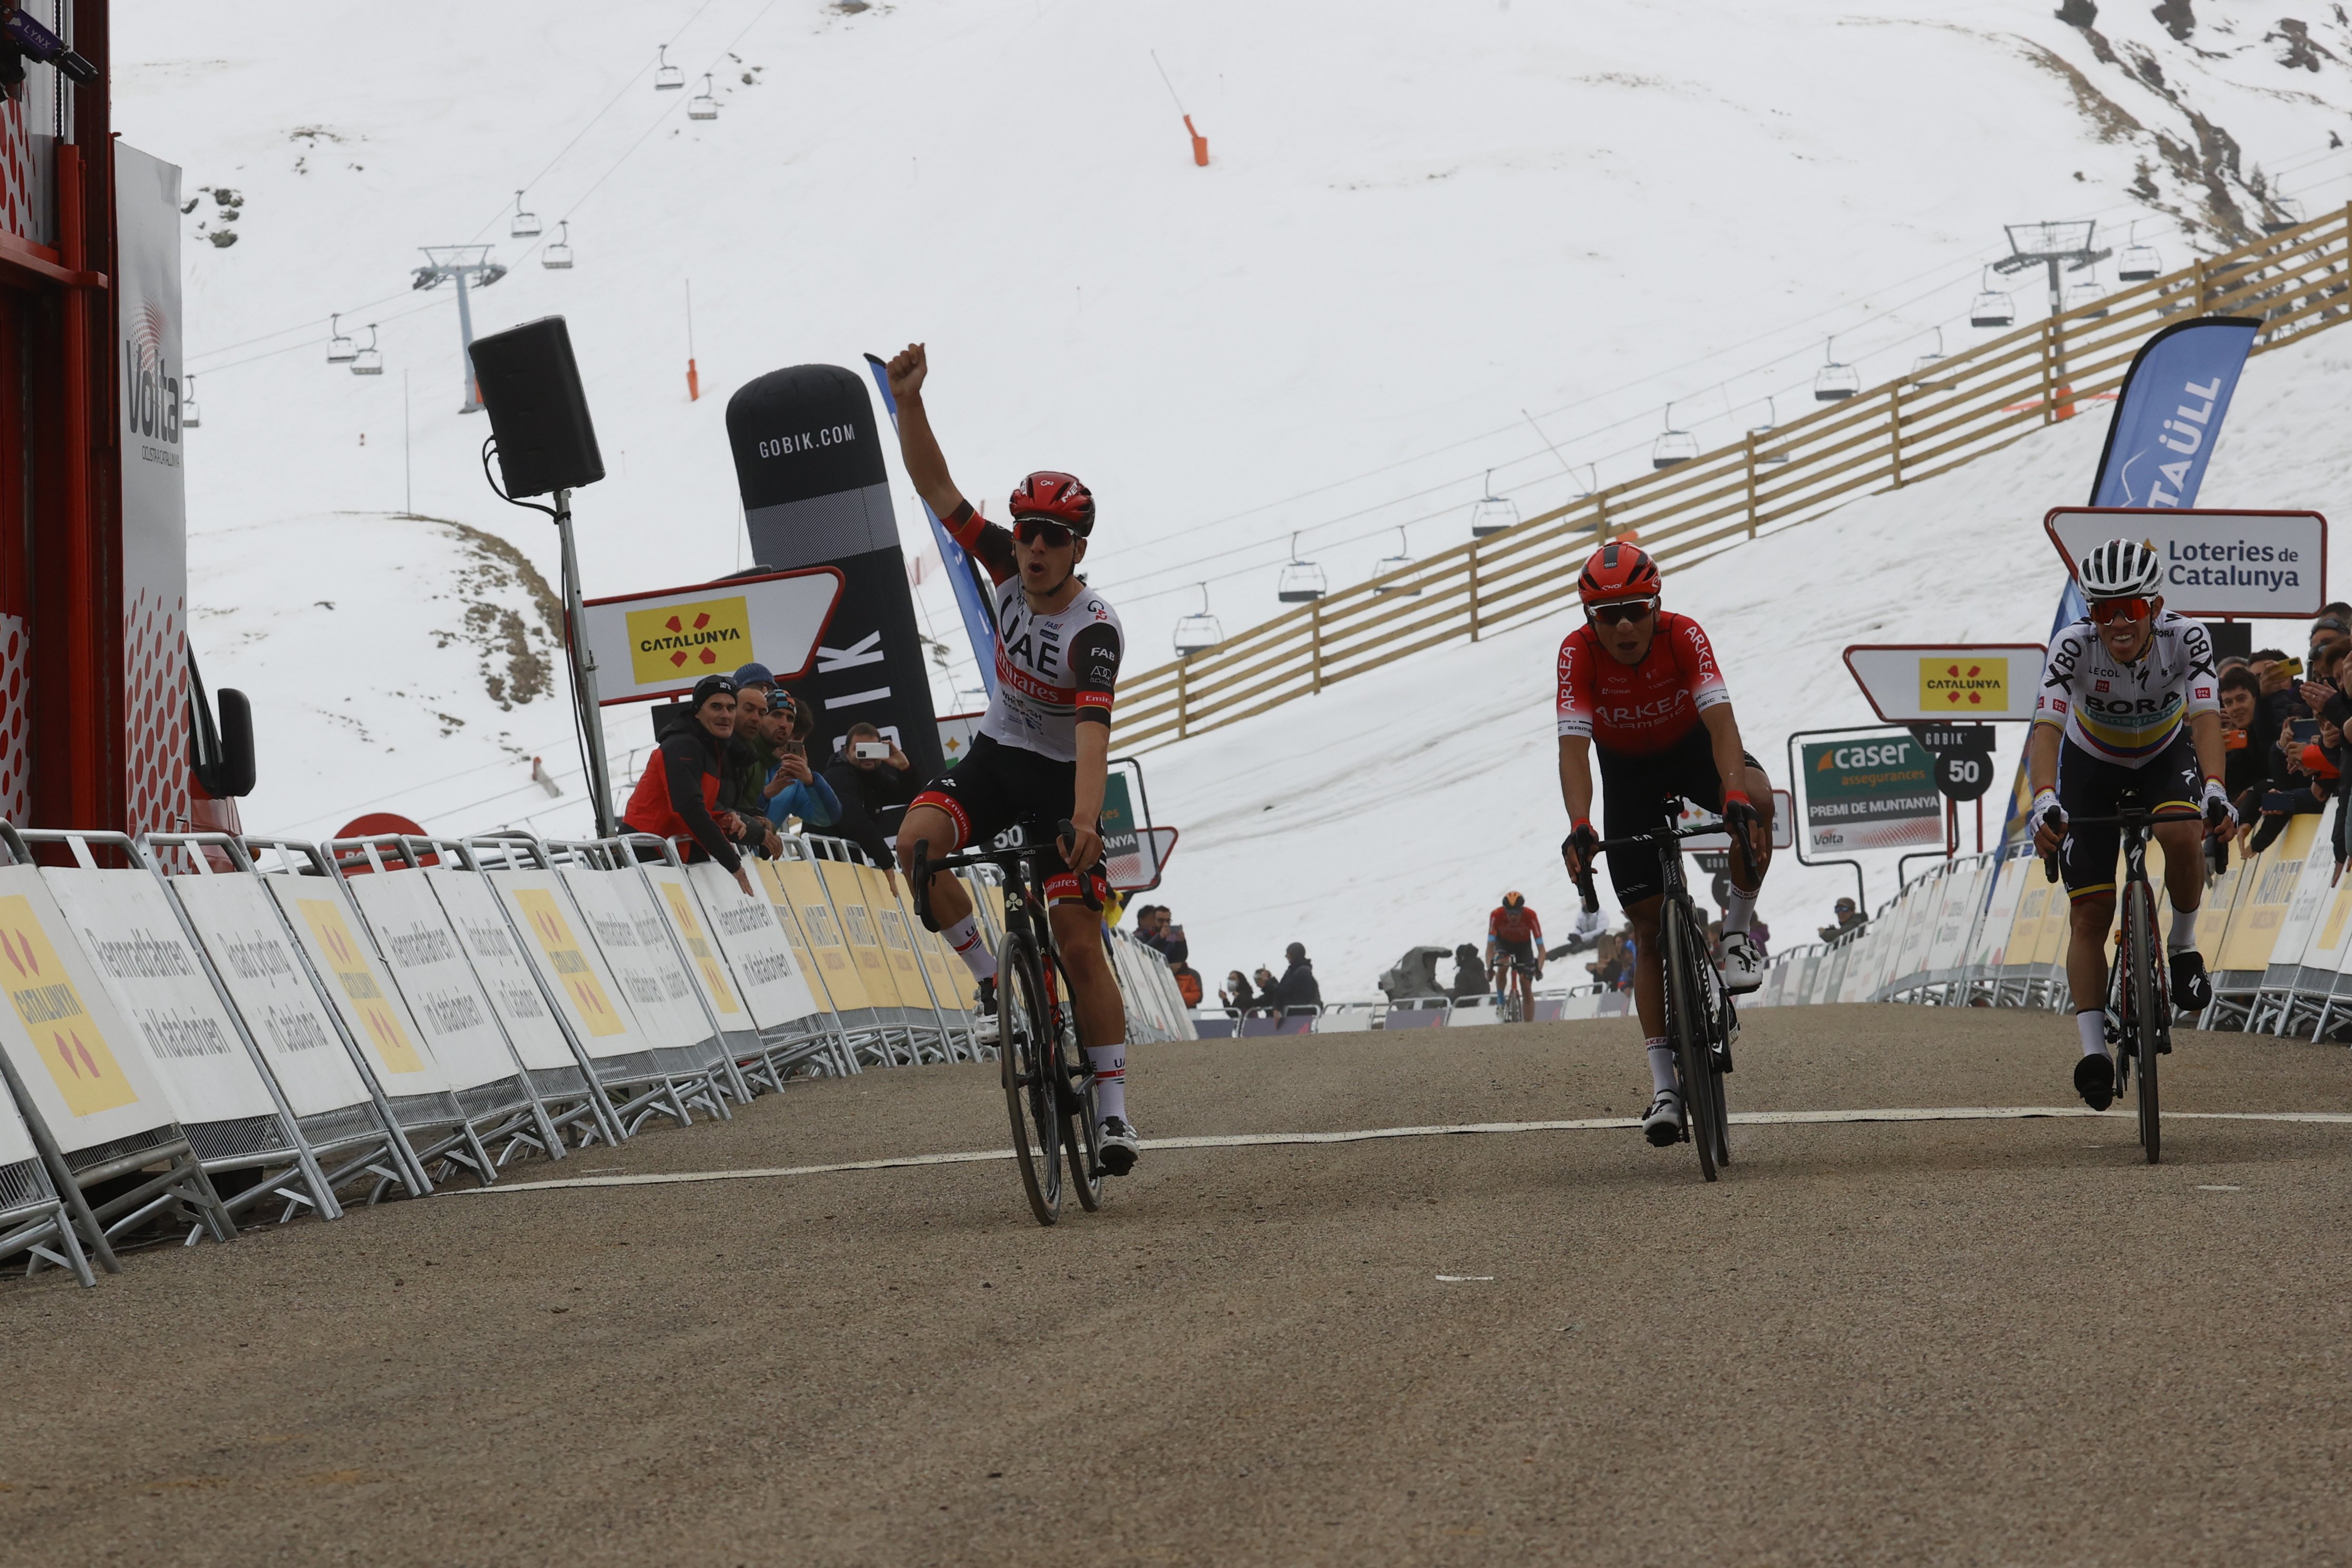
xmin=2045 ymin=507 xmax=2326 ymax=618
xmin=488 ymin=869 xmax=644 ymax=1057
xmin=1843 ymin=645 xmax=2049 ymax=723
xmin=167 ymin=872 xmax=380 ymax=1119
xmin=423 ymin=868 xmax=589 ymax=1076
xmin=558 ymin=869 xmax=716 ymax=1053
xmin=683 ymin=863 xmax=824 ymax=1031
xmin=41 ymin=869 xmax=279 ymax=1128
xmin=340 ymin=873 xmax=528 ymax=1094
xmin=264 ymin=879 xmax=453 ymax=1099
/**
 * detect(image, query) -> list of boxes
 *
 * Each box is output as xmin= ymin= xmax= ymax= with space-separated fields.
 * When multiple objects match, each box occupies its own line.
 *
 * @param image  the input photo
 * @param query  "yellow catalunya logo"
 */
xmin=627 ymin=595 xmax=752 ymax=684
xmin=1917 ymin=656 xmax=2010 ymax=712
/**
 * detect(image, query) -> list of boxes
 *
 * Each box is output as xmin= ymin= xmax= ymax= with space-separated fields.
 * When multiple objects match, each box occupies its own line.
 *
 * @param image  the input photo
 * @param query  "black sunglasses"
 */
xmin=1013 ymin=518 xmax=1075 ymax=548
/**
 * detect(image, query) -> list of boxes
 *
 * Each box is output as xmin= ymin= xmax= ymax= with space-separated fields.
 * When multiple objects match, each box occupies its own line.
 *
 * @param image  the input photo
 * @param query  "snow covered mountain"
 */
xmin=116 ymin=1 xmax=2352 ymax=987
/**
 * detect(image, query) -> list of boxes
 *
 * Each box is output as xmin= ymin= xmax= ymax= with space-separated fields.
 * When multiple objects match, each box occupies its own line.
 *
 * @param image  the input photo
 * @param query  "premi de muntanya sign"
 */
xmin=2045 ymin=507 xmax=2327 ymax=618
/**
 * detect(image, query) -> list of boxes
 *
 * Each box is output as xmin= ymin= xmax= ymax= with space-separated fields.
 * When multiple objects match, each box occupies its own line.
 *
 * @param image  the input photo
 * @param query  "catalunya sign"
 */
xmin=1842 ymin=644 xmax=2049 ymax=723
xmin=580 ymin=567 xmax=845 ymax=705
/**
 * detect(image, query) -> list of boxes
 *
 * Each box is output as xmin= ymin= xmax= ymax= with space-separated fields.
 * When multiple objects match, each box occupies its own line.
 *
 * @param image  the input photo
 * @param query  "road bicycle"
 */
xmin=2041 ymin=806 xmax=2214 ymax=1164
xmin=911 ymin=820 xmax=1104 ymax=1226
xmin=1572 ymin=817 xmax=1747 ymax=1181
xmin=1489 ymin=950 xmax=1529 ymax=1023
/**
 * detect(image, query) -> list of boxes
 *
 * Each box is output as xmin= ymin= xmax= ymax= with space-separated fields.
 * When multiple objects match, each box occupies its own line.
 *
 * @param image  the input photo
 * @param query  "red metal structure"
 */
xmin=2 ymin=1 xmax=117 ymax=832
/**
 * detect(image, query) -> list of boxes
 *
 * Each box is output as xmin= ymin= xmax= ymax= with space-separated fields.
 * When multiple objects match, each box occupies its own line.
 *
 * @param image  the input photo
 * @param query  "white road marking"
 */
xmin=1435 ymin=1275 xmax=1495 ymax=1282
xmin=465 ymin=1105 xmax=2352 ymax=1195
xmin=2196 ymin=1184 xmax=2244 ymax=1191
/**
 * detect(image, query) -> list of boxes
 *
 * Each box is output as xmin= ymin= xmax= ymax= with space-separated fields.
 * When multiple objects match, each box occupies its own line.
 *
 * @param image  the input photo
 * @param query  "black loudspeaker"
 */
xmin=469 ymin=316 xmax=606 ymax=498
xmin=2204 ymin=620 xmax=2252 ymax=662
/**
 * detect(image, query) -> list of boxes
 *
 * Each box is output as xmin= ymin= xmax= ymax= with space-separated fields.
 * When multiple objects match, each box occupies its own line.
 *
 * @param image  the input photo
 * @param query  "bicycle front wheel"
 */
xmin=1662 ymin=904 xmax=1721 ymax=1182
xmin=998 ymin=938 xmax=1064 ymax=1225
xmin=1046 ymin=949 xmax=1106 ymax=1213
xmin=2126 ymin=879 xmax=2162 ymax=1164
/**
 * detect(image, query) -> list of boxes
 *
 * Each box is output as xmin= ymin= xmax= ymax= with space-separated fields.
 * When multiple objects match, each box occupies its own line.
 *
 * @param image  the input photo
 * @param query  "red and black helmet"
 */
xmin=1577 ymin=540 xmax=1660 ymax=605
xmin=1009 ymin=471 xmax=1096 ymax=536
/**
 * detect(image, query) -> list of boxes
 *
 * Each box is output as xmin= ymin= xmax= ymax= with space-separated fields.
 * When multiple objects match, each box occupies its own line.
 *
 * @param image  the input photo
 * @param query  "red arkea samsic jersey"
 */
xmin=1555 ymin=611 xmax=1731 ymax=756
xmin=1489 ymin=905 xmax=1543 ymax=945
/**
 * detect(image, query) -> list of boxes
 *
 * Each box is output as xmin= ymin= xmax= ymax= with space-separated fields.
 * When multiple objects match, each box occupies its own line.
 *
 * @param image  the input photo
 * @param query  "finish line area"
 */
xmin=8 ymin=1004 xmax=2350 ymax=1566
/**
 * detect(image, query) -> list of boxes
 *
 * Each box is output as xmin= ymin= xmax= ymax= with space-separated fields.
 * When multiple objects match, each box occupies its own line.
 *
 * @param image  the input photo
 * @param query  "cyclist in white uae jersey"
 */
xmin=2027 ymin=538 xmax=2235 ymax=1112
xmin=880 ymin=342 xmax=1140 ymax=1176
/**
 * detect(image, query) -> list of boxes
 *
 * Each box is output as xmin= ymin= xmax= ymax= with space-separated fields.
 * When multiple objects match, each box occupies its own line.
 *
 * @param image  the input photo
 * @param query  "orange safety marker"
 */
xmin=687 ymin=358 xmax=700 ymax=402
xmin=1185 ymin=114 xmax=1209 ymax=167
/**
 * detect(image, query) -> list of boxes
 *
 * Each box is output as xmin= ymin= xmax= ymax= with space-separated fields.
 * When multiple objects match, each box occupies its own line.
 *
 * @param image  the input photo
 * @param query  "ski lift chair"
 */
xmin=1276 ymin=533 xmax=1327 ymax=603
xmin=510 ymin=190 xmax=541 ymax=239
xmin=655 ymin=45 xmax=684 ymax=90
xmin=1813 ymin=337 xmax=1859 ymax=401
xmin=350 ymin=325 xmax=383 ymax=375
xmin=1373 ymin=527 xmax=1419 ymax=595
xmin=2118 ymin=222 xmax=2161 ymax=282
xmin=1909 ymin=326 xmax=1947 ymax=383
xmin=1969 ymin=268 xmax=2015 ymax=328
xmin=689 ymin=75 xmax=719 ymax=120
xmin=1468 ymin=471 xmax=1519 ymax=537
xmin=181 ymin=374 xmax=201 ymax=430
xmin=326 ymin=312 xmax=357 ymax=364
xmin=1651 ymin=402 xmax=1698 ymax=469
xmin=1173 ymin=585 xmax=1224 ymax=654
xmin=2064 ymin=280 xmax=2108 ymax=318
xmin=542 ymin=221 xmax=574 ymax=269
xmin=2264 ymin=196 xmax=2306 ymax=234
xmin=1746 ymin=396 xmax=1789 ymax=465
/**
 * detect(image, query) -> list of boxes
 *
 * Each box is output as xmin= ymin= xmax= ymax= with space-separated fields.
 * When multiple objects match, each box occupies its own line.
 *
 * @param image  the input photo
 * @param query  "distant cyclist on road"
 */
xmin=1487 ymin=892 xmax=1543 ymax=1019
xmin=1554 ymin=542 xmax=1774 ymax=1150
xmin=2027 ymin=538 xmax=2235 ymax=1112
xmin=880 ymin=342 xmax=1140 ymax=1177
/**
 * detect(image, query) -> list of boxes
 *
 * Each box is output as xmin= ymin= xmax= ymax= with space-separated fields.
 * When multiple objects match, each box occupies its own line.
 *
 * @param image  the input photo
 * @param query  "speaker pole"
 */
xmin=554 ymin=487 xmax=617 ymax=836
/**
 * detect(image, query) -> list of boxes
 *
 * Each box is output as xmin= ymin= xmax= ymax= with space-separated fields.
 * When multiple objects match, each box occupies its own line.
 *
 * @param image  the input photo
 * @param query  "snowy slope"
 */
xmin=1145 ymin=324 xmax=2352 ymax=996
xmin=103 ymin=2 xmax=2352 ymax=957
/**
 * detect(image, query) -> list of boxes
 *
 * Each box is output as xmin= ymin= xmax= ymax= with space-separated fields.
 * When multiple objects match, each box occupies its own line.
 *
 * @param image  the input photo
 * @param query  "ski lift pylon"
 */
xmin=1746 ymin=396 xmax=1788 ymax=464
xmin=1813 ymin=337 xmax=1859 ymax=401
xmin=181 ymin=373 xmax=201 ymax=430
xmin=350 ymin=324 xmax=383 ymax=376
xmin=1277 ymin=531 xmax=1328 ymax=603
xmin=655 ymin=45 xmax=684 ymax=90
xmin=326 ymin=312 xmax=356 ymax=364
xmin=542 ymin=221 xmax=574 ymax=269
xmin=1969 ymin=267 xmax=2016 ymax=328
xmin=510 ymin=190 xmax=541 ymax=239
xmin=1174 ymin=583 xmax=1224 ymax=655
xmin=1468 ymin=470 xmax=1518 ymax=538
xmin=1373 ymin=527 xmax=1420 ymax=596
xmin=1651 ymin=403 xmax=1698 ymax=469
xmin=689 ymin=74 xmax=719 ymax=120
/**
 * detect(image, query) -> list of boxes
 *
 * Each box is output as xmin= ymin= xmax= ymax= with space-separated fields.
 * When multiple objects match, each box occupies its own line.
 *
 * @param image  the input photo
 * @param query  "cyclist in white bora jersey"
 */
xmin=880 ymin=343 xmax=1141 ymax=1176
xmin=2028 ymin=538 xmax=2237 ymax=1111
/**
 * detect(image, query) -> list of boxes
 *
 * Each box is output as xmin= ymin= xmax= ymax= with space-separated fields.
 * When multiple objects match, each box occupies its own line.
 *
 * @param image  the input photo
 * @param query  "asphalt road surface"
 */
xmin=6 ymin=1004 xmax=2350 ymax=1566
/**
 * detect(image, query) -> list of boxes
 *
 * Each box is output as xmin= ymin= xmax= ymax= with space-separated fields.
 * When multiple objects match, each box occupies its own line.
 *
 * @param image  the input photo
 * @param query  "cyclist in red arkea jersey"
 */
xmin=1554 ymin=541 xmax=1775 ymax=1151
xmin=1486 ymin=893 xmax=1543 ymax=1019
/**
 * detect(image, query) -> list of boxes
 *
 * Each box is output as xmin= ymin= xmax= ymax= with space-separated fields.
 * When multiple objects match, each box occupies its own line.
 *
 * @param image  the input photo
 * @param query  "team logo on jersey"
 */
xmin=2094 ymin=679 xmax=2110 ymax=692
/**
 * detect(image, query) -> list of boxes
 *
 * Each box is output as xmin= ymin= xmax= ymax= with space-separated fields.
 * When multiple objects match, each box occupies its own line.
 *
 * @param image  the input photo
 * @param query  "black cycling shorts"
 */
xmin=1490 ymin=936 xmax=1537 ymax=973
xmin=2054 ymin=728 xmax=2200 ymax=901
xmin=1596 ymin=723 xmax=1764 ymax=907
xmin=909 ymin=732 xmax=1107 ymax=905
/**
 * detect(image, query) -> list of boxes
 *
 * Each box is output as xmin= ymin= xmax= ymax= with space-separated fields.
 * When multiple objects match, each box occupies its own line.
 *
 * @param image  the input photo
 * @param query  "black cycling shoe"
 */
xmin=976 ymin=976 xmax=998 ymax=1018
xmin=2170 ymin=950 xmax=2212 ymax=1014
xmin=2074 ymin=1051 xmax=2116 ymax=1112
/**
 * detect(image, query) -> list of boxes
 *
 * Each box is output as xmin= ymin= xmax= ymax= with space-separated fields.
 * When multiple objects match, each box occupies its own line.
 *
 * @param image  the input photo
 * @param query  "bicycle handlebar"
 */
xmin=1568 ymin=817 xmax=1758 ymax=914
xmin=908 ymin=819 xmax=1104 ymax=922
xmin=2035 ymin=806 xmax=2231 ymax=883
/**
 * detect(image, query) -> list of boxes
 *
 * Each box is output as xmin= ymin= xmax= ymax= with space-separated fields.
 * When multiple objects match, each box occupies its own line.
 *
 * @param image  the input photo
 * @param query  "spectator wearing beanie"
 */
xmin=622 ymin=674 xmax=757 ymax=894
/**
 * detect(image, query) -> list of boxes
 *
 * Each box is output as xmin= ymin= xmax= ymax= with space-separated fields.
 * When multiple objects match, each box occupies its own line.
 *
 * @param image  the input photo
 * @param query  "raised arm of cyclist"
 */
xmin=2026 ymin=538 xmax=2232 ymax=1111
xmin=1554 ymin=541 xmax=1775 ymax=1151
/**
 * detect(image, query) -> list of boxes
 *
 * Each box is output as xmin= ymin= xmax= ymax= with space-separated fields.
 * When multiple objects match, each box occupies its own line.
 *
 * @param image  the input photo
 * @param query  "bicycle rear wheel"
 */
xmin=1046 ymin=951 xmax=1106 ymax=1212
xmin=1663 ymin=903 xmax=1721 ymax=1182
xmin=998 ymin=937 xmax=1063 ymax=1225
xmin=2126 ymin=879 xmax=2162 ymax=1164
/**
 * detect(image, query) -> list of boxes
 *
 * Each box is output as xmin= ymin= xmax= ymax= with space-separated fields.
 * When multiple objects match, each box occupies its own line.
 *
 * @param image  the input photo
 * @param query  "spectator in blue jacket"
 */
xmin=753 ymin=691 xmax=841 ymax=831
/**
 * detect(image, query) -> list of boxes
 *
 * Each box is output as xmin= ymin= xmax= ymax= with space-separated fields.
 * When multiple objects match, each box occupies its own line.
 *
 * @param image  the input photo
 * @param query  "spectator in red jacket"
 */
xmin=621 ymin=674 xmax=757 ymax=895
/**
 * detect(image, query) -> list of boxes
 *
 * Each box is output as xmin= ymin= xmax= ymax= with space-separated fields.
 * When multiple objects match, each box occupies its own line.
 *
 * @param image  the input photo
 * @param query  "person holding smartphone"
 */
xmin=879 ymin=341 xmax=1141 ymax=1177
xmin=821 ymin=722 xmax=916 ymax=869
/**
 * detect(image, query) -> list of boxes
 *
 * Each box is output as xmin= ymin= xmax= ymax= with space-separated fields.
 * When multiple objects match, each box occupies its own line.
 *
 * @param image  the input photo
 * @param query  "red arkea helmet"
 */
xmin=1577 ymin=540 xmax=1660 ymax=605
xmin=1009 ymin=471 xmax=1096 ymax=536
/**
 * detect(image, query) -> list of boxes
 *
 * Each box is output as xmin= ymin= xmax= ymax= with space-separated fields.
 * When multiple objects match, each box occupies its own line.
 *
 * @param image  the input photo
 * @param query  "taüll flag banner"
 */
xmin=864 ymin=353 xmax=1000 ymax=702
xmin=2000 ymin=313 xmax=2263 ymax=843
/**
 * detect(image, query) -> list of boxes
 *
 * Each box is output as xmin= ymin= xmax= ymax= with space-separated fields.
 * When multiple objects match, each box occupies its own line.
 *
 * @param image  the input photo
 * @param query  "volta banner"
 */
xmin=725 ymin=365 xmax=945 ymax=779
xmin=2044 ymin=507 xmax=2325 ymax=619
xmin=1800 ymin=737 xmax=1942 ymax=854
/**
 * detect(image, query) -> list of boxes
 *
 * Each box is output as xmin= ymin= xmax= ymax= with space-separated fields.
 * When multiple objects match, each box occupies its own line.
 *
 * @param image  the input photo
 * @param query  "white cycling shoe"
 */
xmin=1097 ymin=1116 xmax=1140 ymax=1176
xmin=1641 ymin=1091 xmax=1684 ymax=1147
xmin=1720 ymin=932 xmax=1765 ymax=994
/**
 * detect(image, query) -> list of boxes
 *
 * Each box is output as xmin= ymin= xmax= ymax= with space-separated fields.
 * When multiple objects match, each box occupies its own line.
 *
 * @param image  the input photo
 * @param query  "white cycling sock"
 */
xmin=942 ymin=914 xmax=996 ymax=982
xmin=1646 ymin=1040 xmax=1677 ymax=1095
xmin=2167 ymin=901 xmax=2198 ymax=952
xmin=2076 ymin=1009 xmax=2108 ymax=1058
xmin=1088 ymin=1043 xmax=1128 ymax=1122
xmin=1723 ymin=886 xmax=1757 ymax=938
